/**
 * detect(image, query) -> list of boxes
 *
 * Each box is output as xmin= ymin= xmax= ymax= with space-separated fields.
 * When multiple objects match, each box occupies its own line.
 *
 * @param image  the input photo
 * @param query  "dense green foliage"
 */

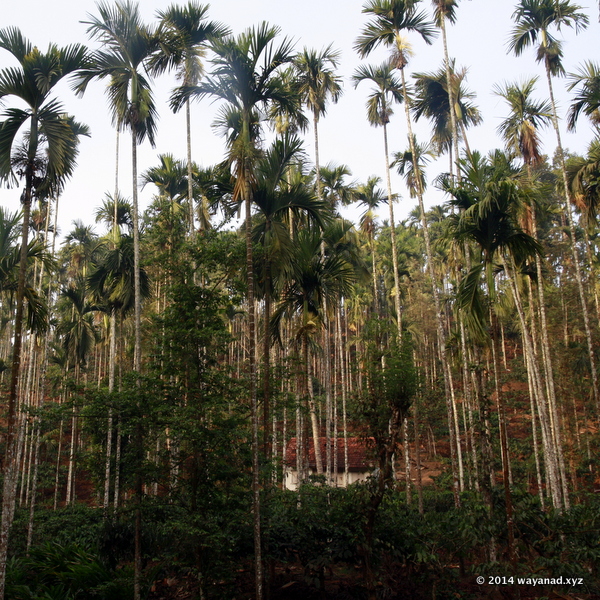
xmin=1 ymin=1 xmax=600 ymax=599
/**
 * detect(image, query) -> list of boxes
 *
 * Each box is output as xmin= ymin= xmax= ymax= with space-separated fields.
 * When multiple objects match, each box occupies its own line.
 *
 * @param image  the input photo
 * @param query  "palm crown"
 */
xmin=355 ymin=0 xmax=437 ymax=68
xmin=567 ymin=61 xmax=600 ymax=131
xmin=293 ymin=45 xmax=343 ymax=121
xmin=151 ymin=2 xmax=229 ymax=87
xmin=509 ymin=0 xmax=589 ymax=75
xmin=77 ymin=0 xmax=159 ymax=146
xmin=493 ymin=78 xmax=551 ymax=166
xmin=353 ymin=62 xmax=404 ymax=126
xmin=0 ymin=28 xmax=89 ymax=187
xmin=412 ymin=63 xmax=481 ymax=154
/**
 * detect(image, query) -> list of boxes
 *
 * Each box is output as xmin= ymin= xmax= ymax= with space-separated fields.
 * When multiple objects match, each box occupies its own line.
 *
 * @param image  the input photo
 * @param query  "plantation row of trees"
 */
xmin=1 ymin=0 xmax=600 ymax=598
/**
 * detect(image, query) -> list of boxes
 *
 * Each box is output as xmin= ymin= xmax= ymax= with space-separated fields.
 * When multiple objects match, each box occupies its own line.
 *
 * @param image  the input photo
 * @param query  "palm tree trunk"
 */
xmin=544 ymin=58 xmax=600 ymax=413
xmin=53 ymin=414 xmax=64 ymax=510
xmin=0 ymin=167 xmax=35 ymax=599
xmin=263 ymin=260 xmax=272 ymax=459
xmin=104 ymin=311 xmax=117 ymax=511
xmin=402 ymin=418 xmax=411 ymax=503
xmin=28 ymin=199 xmax=56 ymax=539
xmin=113 ymin=418 xmax=122 ymax=511
xmin=104 ymin=132 xmax=120 ymax=511
xmin=371 ymin=234 xmax=379 ymax=315
xmin=305 ymin=334 xmax=323 ymax=475
xmin=131 ymin=129 xmax=144 ymax=600
xmin=323 ymin=304 xmax=332 ymax=485
xmin=458 ymin=121 xmax=474 ymax=160
xmin=313 ymin=110 xmax=333 ymax=484
xmin=582 ymin=228 xmax=600 ymax=322
xmin=337 ymin=308 xmax=350 ymax=487
xmin=525 ymin=347 xmax=545 ymax=508
xmin=19 ymin=416 xmax=31 ymax=508
xmin=398 ymin=65 xmax=459 ymax=506
xmin=490 ymin=311 xmax=515 ymax=563
xmin=26 ymin=421 xmax=40 ymax=551
xmin=438 ymin=11 xmax=460 ymax=180
xmin=504 ymin=256 xmax=562 ymax=510
xmin=132 ymin=132 xmax=142 ymax=374
xmin=382 ymin=121 xmax=403 ymax=337
xmin=243 ymin=168 xmax=263 ymax=600
xmin=461 ymin=321 xmax=479 ymax=490
xmin=186 ymin=99 xmax=195 ymax=235
xmin=527 ymin=227 xmax=569 ymax=508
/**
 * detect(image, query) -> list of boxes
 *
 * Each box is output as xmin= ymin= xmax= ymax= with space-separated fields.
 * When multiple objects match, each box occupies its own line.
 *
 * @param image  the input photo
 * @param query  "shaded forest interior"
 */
xmin=1 ymin=0 xmax=600 ymax=599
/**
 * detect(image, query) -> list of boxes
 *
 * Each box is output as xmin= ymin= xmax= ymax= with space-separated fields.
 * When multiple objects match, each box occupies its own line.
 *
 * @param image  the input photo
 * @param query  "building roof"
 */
xmin=284 ymin=437 xmax=376 ymax=472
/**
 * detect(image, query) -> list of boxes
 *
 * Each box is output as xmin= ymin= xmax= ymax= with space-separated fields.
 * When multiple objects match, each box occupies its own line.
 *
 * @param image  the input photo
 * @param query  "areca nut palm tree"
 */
xmin=77 ymin=4 xmax=159 ymax=597
xmin=509 ymin=0 xmax=599 ymax=414
xmin=354 ymin=176 xmax=388 ymax=314
xmin=292 ymin=48 xmax=342 ymax=463
xmin=393 ymin=134 xmax=436 ymax=199
xmin=142 ymin=153 xmax=190 ymax=204
xmin=567 ymin=60 xmax=600 ymax=132
xmin=95 ymin=192 xmax=134 ymax=236
xmin=431 ymin=0 xmax=461 ymax=177
xmin=88 ymin=233 xmax=150 ymax=509
xmin=150 ymin=2 xmax=229 ymax=233
xmin=77 ymin=0 xmax=159 ymax=376
xmin=493 ymin=77 xmax=570 ymax=507
xmin=292 ymin=44 xmax=343 ymax=480
xmin=493 ymin=78 xmax=552 ymax=167
xmin=253 ymin=133 xmax=327 ymax=457
xmin=293 ymin=45 xmax=343 ymax=205
xmin=567 ymin=139 xmax=600 ymax=226
xmin=0 ymin=29 xmax=89 ymax=599
xmin=318 ymin=162 xmax=356 ymax=215
xmin=445 ymin=152 xmax=550 ymax=529
xmin=353 ymin=61 xmax=404 ymax=336
xmin=412 ymin=62 xmax=481 ymax=159
xmin=355 ymin=2 xmax=438 ymax=335
xmin=93 ymin=193 xmax=133 ymax=510
xmin=172 ymin=23 xmax=301 ymax=600
xmin=356 ymin=0 xmax=467 ymax=506
xmin=270 ymin=225 xmax=355 ymax=477
xmin=0 ymin=210 xmax=53 ymax=340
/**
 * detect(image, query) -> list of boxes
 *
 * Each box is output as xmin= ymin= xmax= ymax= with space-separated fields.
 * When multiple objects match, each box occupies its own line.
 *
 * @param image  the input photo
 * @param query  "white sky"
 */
xmin=1 ymin=0 xmax=599 ymax=239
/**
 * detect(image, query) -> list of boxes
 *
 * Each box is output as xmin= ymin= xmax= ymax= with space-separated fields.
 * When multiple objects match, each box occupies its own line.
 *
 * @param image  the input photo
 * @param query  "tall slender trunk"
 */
xmin=186 ymin=99 xmax=195 ymax=235
xmin=27 ymin=197 xmax=55 ymax=542
xmin=371 ymin=233 xmax=379 ymax=315
xmin=131 ymin=129 xmax=143 ymax=600
xmin=402 ymin=418 xmax=411 ymax=503
xmin=438 ymin=10 xmax=460 ymax=181
xmin=504 ymin=255 xmax=562 ymax=510
xmin=313 ymin=110 xmax=333 ymax=484
xmin=104 ymin=312 xmax=117 ymax=510
xmin=525 ymin=340 xmax=545 ymax=508
xmin=338 ymin=308 xmax=350 ymax=487
xmin=131 ymin=132 xmax=142 ymax=374
xmin=544 ymin=58 xmax=599 ymax=413
xmin=104 ymin=130 xmax=120 ymax=511
xmin=398 ymin=66 xmax=459 ymax=506
xmin=382 ymin=121 xmax=402 ymax=337
xmin=243 ymin=167 xmax=263 ymax=600
xmin=458 ymin=121 xmax=474 ymax=160
xmin=528 ymin=207 xmax=569 ymax=508
xmin=0 ymin=164 xmax=34 ymax=599
xmin=459 ymin=317 xmax=478 ymax=488
xmin=413 ymin=392 xmax=424 ymax=514
xmin=263 ymin=258 xmax=272 ymax=459
xmin=304 ymin=334 xmax=323 ymax=475
xmin=490 ymin=311 xmax=515 ymax=564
